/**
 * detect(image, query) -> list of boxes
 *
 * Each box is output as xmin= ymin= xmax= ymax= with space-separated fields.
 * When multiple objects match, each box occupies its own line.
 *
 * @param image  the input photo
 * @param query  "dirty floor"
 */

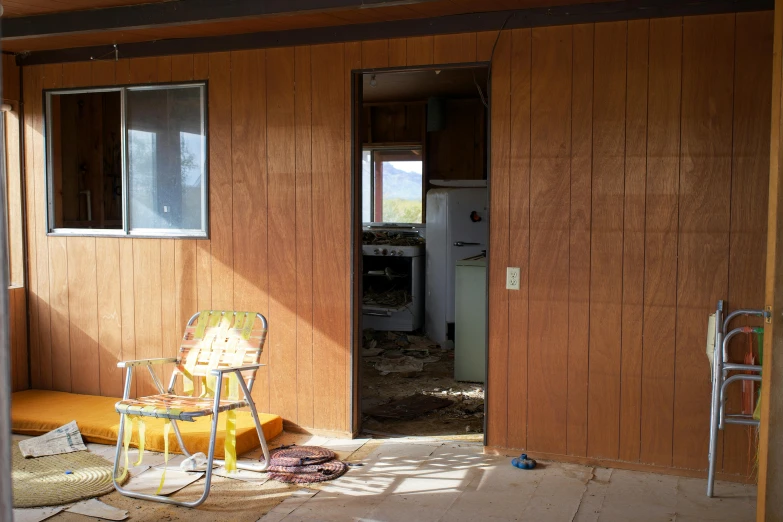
xmin=361 ymin=330 xmax=485 ymax=437
xmin=14 ymin=432 xmax=755 ymax=521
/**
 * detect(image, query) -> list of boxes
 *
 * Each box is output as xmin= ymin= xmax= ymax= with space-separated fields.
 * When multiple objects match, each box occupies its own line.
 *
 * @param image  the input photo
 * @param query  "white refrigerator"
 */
xmin=425 ymin=186 xmax=488 ymax=344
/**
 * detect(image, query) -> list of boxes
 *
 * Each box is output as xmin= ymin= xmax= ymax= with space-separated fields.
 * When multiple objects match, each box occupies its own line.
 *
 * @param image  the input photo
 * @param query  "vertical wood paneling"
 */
xmin=96 ymin=238 xmax=123 ymax=397
xmin=673 ymin=14 xmax=735 ymax=470
xmin=37 ymin=66 xmax=57 ymax=390
xmin=619 ymin=19 xmax=649 ymax=463
xmin=587 ymin=21 xmax=626 ymax=461
xmin=160 ymin=241 xmax=178 ymax=377
xmin=11 ymin=288 xmax=29 ymax=392
xmin=568 ymin=23 xmax=593 ymax=458
xmin=641 ymin=17 xmax=682 ymax=467
xmin=295 ymin=46 xmax=315 ymax=428
xmin=67 ymin=237 xmax=100 ymax=395
xmin=406 ymin=36 xmax=433 ymax=65
xmin=722 ymin=10 xmax=773 ymax=477
xmin=506 ymin=28 xmax=531 ymax=450
xmin=311 ymin=43 xmax=346 ymax=431
xmin=344 ymin=42 xmax=361 ymax=429
xmin=5 ymin=108 xmax=24 ymax=288
xmin=23 ymin=66 xmax=42 ymax=389
xmin=267 ymin=47 xmax=299 ymax=422
xmin=45 ymin=63 xmax=70 ymax=393
xmin=132 ymin=239 xmax=163 ymax=397
xmin=388 ymin=38 xmax=407 ymax=67
xmin=361 ymin=40 xmax=389 ymax=69
xmin=527 ymin=26 xmax=571 ymax=455
xmin=129 ymin=57 xmax=157 ymax=83
xmin=434 ymin=33 xmax=477 ymax=63
xmin=209 ymin=52 xmax=234 ymax=311
xmin=230 ymin=49 xmax=269 ymax=411
xmin=119 ymin=239 xmax=136 ymax=398
xmin=486 ymin=31 xmax=511 ymax=449
xmin=48 ymin=236 xmax=71 ymax=392
xmin=171 ymin=55 xmax=194 ymax=82
xmin=477 ymin=31 xmax=500 ymax=61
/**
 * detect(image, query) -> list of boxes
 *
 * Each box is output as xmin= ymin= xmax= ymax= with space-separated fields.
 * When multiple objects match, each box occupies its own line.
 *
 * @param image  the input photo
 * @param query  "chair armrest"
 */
xmin=209 ymin=364 xmax=265 ymax=376
xmin=117 ymin=357 xmax=178 ymax=369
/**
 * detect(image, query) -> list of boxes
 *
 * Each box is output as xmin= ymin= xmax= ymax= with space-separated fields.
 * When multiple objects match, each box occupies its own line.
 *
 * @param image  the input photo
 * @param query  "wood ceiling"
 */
xmin=3 ymin=0 xmax=169 ymax=17
xmin=3 ymin=0 xmax=605 ymax=53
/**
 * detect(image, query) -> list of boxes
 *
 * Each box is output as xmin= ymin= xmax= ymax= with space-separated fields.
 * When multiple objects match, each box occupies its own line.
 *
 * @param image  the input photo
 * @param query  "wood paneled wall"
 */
xmin=18 ymin=12 xmax=772 ymax=476
xmin=10 ymin=286 xmax=29 ymax=393
xmin=487 ymin=12 xmax=772 ymax=479
xmin=6 ymin=54 xmax=28 ymax=394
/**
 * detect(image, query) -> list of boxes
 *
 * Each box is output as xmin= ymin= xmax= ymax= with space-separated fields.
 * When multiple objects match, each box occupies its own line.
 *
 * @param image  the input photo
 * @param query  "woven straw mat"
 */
xmin=12 ymin=441 xmax=124 ymax=507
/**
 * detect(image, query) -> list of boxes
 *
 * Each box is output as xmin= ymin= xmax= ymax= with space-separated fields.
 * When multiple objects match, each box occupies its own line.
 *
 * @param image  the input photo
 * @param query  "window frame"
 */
xmin=43 ymin=81 xmax=209 ymax=239
xmin=362 ymin=145 xmax=424 ymax=226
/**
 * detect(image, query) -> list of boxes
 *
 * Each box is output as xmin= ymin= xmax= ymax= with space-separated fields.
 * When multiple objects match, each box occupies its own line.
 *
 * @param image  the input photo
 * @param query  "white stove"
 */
xmin=362 ymin=244 xmax=424 ymax=257
xmin=361 ymin=234 xmax=424 ymax=332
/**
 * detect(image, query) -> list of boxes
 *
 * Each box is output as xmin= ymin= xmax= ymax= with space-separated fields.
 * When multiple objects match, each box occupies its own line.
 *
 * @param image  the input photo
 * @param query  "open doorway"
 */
xmin=353 ymin=65 xmax=490 ymax=439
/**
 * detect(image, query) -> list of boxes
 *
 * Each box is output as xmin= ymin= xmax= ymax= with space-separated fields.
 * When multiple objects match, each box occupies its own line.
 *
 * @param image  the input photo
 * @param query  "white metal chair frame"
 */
xmin=707 ymin=300 xmax=767 ymax=497
xmin=111 ymin=312 xmax=272 ymax=508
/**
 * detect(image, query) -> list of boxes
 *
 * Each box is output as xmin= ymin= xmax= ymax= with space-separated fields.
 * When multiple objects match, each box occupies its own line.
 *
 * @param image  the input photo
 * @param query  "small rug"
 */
xmin=268 ymin=460 xmax=349 ymax=484
xmin=12 ymin=441 xmax=122 ymax=507
xmin=270 ymin=446 xmax=336 ymax=467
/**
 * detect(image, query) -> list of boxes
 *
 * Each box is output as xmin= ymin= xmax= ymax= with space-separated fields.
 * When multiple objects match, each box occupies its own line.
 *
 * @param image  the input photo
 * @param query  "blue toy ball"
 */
xmin=511 ymin=454 xmax=536 ymax=470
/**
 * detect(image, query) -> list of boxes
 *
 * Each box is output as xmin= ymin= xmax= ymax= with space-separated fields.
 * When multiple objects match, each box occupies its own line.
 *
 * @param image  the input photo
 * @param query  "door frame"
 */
xmin=349 ymin=61 xmax=492 ymax=441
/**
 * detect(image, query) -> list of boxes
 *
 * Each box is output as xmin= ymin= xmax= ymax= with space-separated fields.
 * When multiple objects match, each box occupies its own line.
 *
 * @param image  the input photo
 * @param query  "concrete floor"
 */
xmin=13 ymin=433 xmax=756 ymax=522
xmin=261 ymin=438 xmax=756 ymax=522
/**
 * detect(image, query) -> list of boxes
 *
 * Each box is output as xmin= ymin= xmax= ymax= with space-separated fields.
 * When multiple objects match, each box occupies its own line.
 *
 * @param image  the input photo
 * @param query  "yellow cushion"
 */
xmin=11 ymin=390 xmax=283 ymax=458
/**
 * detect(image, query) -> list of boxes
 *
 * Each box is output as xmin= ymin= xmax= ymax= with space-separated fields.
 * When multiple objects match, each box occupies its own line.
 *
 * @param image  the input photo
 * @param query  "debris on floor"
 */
xmin=19 ymin=420 xmax=86 ymax=458
xmin=362 ymin=329 xmax=485 ymax=436
xmin=365 ymin=394 xmax=454 ymax=419
xmin=123 ymin=467 xmax=203 ymax=496
xmin=13 ymin=506 xmax=64 ymax=522
xmin=362 ymin=230 xmax=425 ymax=246
xmin=64 ymin=499 xmax=129 ymax=520
xmin=363 ymin=288 xmax=411 ymax=308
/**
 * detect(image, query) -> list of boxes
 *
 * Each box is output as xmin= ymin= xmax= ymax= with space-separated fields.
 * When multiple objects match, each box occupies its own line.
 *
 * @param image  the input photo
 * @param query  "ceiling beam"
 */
xmin=15 ymin=0 xmax=772 ymax=66
xmin=1 ymin=0 xmax=440 ymax=40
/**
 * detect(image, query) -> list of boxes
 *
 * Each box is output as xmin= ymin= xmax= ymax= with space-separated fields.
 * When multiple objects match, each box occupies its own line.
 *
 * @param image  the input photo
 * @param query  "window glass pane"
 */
xmin=380 ymin=153 xmax=422 ymax=223
xmin=48 ymin=91 xmax=123 ymax=229
xmin=127 ymin=86 xmax=205 ymax=231
xmin=362 ymin=150 xmax=372 ymax=222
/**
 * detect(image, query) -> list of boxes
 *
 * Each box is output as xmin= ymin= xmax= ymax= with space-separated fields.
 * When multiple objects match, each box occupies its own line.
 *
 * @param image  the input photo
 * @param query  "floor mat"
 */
xmin=12 ymin=390 xmax=283 ymax=458
xmin=12 ymin=441 xmax=119 ymax=507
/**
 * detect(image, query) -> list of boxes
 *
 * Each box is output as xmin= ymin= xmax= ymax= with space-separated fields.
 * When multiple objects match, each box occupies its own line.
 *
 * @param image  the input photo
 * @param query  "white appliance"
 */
xmin=425 ymin=187 xmax=488 ymax=343
xmin=455 ymin=254 xmax=487 ymax=383
xmin=362 ymin=242 xmax=424 ymax=332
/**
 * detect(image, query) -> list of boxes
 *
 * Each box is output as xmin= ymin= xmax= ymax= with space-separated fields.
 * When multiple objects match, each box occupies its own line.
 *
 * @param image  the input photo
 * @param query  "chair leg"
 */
xmin=112 ymin=413 xmax=127 ymax=488
xmin=112 ymin=391 xmax=224 ymax=508
xmin=238 ymin=376 xmax=271 ymax=471
xmin=170 ymin=420 xmax=193 ymax=458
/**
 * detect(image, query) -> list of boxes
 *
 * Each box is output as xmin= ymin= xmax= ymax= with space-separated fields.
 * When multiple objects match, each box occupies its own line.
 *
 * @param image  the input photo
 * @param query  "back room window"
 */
xmin=362 ymin=147 xmax=423 ymax=224
xmin=45 ymin=83 xmax=207 ymax=237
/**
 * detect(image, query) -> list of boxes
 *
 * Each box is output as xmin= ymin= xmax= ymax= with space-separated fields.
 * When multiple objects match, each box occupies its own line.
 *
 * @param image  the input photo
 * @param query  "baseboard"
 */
xmin=483 ymin=446 xmax=757 ymax=485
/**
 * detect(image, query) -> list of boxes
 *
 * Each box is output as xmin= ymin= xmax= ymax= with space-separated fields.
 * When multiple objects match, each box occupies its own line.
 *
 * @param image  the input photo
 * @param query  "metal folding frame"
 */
xmin=111 ymin=312 xmax=271 ymax=507
xmin=707 ymin=300 xmax=767 ymax=497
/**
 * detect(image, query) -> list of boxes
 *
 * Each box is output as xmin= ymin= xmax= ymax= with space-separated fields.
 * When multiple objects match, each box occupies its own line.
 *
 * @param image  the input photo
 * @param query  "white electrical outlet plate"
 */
xmin=506 ymin=267 xmax=520 ymax=290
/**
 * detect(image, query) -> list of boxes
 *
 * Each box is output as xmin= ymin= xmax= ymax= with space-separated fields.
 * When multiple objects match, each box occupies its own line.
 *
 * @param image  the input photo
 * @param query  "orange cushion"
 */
xmin=11 ymin=390 xmax=283 ymax=458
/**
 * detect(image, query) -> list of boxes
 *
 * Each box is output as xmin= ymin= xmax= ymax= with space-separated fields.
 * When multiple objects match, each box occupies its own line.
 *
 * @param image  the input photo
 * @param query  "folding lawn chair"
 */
xmin=112 ymin=310 xmax=271 ymax=507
